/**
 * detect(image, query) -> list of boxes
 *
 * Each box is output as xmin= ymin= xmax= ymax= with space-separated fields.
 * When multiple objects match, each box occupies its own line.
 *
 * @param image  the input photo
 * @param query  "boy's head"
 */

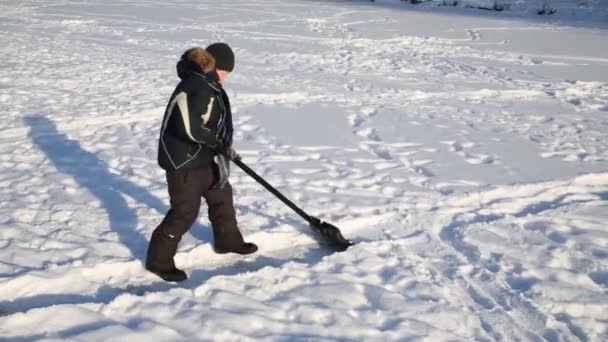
xmin=206 ymin=42 xmax=235 ymax=80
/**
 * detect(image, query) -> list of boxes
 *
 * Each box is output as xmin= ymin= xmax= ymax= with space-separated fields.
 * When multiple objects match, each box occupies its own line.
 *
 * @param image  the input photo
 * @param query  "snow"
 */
xmin=1 ymin=0 xmax=608 ymax=340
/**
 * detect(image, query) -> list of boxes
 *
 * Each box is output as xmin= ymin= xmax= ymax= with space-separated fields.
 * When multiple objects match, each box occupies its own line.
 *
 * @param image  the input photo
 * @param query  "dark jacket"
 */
xmin=158 ymin=59 xmax=233 ymax=172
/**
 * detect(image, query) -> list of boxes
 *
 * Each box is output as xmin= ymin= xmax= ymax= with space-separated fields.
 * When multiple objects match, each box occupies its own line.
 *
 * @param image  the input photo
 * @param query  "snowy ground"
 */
xmin=1 ymin=0 xmax=608 ymax=341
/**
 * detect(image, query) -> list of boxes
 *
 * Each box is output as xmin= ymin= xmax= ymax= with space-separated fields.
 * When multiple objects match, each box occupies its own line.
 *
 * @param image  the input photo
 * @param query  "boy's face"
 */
xmin=217 ymin=69 xmax=230 ymax=83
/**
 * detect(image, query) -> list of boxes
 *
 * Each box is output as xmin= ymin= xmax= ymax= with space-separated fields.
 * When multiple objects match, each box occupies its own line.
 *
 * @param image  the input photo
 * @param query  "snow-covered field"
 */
xmin=1 ymin=0 xmax=608 ymax=340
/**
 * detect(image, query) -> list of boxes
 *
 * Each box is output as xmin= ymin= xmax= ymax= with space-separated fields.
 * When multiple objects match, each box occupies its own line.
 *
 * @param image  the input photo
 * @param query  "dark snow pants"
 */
xmin=146 ymin=167 xmax=244 ymax=271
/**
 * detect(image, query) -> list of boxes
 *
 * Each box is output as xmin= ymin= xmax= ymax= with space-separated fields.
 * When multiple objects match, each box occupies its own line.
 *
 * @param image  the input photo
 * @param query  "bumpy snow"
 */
xmin=1 ymin=0 xmax=607 ymax=341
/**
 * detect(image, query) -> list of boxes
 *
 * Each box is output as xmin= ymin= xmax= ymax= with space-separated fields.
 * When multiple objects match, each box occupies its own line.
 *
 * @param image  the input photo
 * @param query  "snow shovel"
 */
xmin=232 ymin=156 xmax=354 ymax=252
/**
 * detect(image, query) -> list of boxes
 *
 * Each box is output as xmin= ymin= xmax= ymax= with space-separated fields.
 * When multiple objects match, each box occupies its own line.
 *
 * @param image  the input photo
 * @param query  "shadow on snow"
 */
xmin=3 ymin=115 xmax=335 ymax=328
xmin=23 ymin=114 xmax=214 ymax=263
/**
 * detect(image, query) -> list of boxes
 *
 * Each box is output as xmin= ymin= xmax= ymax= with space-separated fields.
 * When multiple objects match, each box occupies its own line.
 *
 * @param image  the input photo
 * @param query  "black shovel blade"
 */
xmin=309 ymin=217 xmax=354 ymax=252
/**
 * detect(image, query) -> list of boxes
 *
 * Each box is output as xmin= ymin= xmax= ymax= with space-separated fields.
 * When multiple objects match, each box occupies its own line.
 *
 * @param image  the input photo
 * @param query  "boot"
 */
xmin=213 ymin=242 xmax=258 ymax=255
xmin=212 ymin=225 xmax=258 ymax=255
xmin=146 ymin=265 xmax=188 ymax=282
xmin=146 ymin=229 xmax=188 ymax=282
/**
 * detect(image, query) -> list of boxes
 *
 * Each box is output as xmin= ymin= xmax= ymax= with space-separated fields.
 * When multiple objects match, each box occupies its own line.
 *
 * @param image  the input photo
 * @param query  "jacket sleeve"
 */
xmin=171 ymin=88 xmax=219 ymax=150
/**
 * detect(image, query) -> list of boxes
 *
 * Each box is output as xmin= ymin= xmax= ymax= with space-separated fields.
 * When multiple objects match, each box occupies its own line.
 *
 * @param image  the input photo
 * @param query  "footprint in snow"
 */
xmin=348 ymin=113 xmax=364 ymax=128
xmin=566 ymin=97 xmax=582 ymax=106
xmin=466 ymin=29 xmax=481 ymax=41
xmin=356 ymin=127 xmax=382 ymax=142
xmin=588 ymin=271 xmax=608 ymax=287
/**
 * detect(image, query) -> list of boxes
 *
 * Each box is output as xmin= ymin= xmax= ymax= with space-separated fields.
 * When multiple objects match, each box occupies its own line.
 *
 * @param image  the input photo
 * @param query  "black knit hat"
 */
xmin=206 ymin=43 xmax=235 ymax=72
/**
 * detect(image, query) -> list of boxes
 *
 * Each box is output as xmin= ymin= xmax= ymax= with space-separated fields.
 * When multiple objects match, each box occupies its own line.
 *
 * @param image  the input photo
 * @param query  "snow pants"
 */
xmin=146 ymin=167 xmax=245 ymax=271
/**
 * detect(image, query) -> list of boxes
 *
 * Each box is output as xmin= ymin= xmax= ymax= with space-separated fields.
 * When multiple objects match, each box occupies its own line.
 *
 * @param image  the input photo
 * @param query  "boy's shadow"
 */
xmin=24 ymin=115 xmax=212 ymax=261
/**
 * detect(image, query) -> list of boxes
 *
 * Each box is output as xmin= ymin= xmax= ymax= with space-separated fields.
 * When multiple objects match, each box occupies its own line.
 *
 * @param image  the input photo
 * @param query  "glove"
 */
xmin=211 ymin=154 xmax=230 ymax=190
xmin=215 ymin=144 xmax=241 ymax=161
xmin=210 ymin=145 xmax=240 ymax=190
xmin=225 ymin=146 xmax=241 ymax=161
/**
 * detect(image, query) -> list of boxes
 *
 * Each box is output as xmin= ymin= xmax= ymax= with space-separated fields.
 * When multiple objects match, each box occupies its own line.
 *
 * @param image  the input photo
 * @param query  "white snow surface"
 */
xmin=1 ymin=0 xmax=608 ymax=341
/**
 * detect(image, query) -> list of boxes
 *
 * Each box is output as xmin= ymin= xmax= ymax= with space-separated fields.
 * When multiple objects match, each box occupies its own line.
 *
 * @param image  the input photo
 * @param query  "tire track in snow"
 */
xmin=435 ymin=173 xmax=608 ymax=341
